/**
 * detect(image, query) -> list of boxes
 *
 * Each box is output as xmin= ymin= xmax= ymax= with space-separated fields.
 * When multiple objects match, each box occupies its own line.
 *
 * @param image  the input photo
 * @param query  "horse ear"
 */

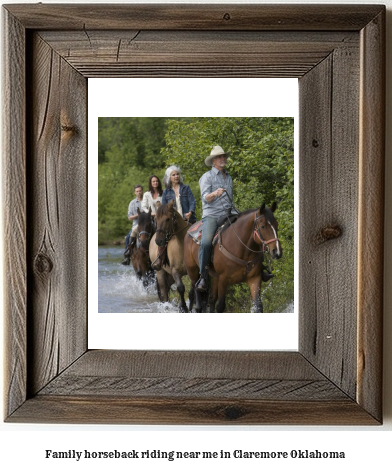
xmin=270 ymin=202 xmax=277 ymax=212
xmin=168 ymin=199 xmax=175 ymax=209
xmin=259 ymin=203 xmax=266 ymax=214
xmin=137 ymin=208 xmax=141 ymax=215
xmin=148 ymin=206 xmax=152 ymax=215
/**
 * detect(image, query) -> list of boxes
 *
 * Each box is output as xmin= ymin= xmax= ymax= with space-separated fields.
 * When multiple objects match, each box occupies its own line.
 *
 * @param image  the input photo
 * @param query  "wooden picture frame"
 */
xmin=3 ymin=4 xmax=385 ymax=424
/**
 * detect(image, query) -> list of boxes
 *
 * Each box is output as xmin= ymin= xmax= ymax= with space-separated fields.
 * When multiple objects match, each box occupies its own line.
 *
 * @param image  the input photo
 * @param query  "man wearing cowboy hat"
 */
xmin=196 ymin=145 xmax=238 ymax=291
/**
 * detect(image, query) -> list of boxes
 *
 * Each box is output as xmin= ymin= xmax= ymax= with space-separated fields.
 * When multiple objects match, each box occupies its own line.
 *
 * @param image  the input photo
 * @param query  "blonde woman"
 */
xmin=161 ymin=166 xmax=196 ymax=224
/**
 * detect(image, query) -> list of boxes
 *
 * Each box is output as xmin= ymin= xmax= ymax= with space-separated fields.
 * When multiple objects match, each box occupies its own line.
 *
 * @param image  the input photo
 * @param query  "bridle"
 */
xmin=252 ymin=212 xmax=280 ymax=253
xmin=151 ymin=209 xmax=190 ymax=267
xmin=137 ymin=217 xmax=155 ymax=253
xmin=155 ymin=209 xmax=189 ymax=245
xmin=218 ymin=190 xmax=280 ymax=255
xmin=228 ymin=211 xmax=280 ymax=255
xmin=218 ymin=210 xmax=280 ymax=277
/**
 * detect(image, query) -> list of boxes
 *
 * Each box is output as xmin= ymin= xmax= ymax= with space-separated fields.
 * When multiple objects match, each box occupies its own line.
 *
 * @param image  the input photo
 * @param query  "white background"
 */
xmin=1 ymin=0 xmax=391 ymax=473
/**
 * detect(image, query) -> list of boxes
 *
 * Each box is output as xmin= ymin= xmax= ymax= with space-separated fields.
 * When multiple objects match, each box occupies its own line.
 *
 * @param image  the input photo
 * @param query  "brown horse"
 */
xmin=130 ymin=208 xmax=155 ymax=288
xmin=184 ymin=203 xmax=282 ymax=313
xmin=149 ymin=200 xmax=190 ymax=312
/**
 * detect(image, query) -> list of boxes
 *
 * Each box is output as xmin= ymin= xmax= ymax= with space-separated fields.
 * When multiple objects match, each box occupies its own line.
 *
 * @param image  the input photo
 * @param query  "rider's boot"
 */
xmin=121 ymin=236 xmax=136 ymax=265
xmin=261 ymin=264 xmax=274 ymax=282
xmin=195 ymin=268 xmax=209 ymax=292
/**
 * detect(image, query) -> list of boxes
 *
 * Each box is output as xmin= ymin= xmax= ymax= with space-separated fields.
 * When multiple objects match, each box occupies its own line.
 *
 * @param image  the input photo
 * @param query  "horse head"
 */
xmin=155 ymin=199 xmax=175 ymax=247
xmin=137 ymin=207 xmax=154 ymax=251
xmin=254 ymin=202 xmax=282 ymax=259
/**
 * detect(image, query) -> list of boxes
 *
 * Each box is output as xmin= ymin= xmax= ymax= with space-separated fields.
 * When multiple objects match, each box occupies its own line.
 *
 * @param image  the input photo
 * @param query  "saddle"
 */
xmin=187 ymin=214 xmax=238 ymax=247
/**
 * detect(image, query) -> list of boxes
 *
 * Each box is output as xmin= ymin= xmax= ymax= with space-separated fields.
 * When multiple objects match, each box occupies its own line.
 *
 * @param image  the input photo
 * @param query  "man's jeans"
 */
xmin=198 ymin=216 xmax=219 ymax=272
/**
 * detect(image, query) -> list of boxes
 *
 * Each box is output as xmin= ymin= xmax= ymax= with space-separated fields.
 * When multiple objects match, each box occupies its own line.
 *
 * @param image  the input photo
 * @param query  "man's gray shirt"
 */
xmin=127 ymin=198 xmax=142 ymax=229
xmin=199 ymin=167 xmax=236 ymax=218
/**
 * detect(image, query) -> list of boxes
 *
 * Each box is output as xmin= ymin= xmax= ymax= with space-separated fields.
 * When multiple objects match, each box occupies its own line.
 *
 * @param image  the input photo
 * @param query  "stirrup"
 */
xmin=262 ymin=272 xmax=274 ymax=282
xmin=195 ymin=277 xmax=208 ymax=291
xmin=195 ymin=269 xmax=209 ymax=291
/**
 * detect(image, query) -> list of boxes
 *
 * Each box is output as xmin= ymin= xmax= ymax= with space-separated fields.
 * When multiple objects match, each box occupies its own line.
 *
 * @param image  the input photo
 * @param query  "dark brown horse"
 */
xmin=130 ymin=208 xmax=155 ymax=288
xmin=149 ymin=200 xmax=190 ymax=312
xmin=184 ymin=203 xmax=282 ymax=313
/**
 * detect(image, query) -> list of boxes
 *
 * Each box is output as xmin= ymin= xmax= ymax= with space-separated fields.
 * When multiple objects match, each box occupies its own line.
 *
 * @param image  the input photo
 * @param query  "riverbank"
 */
xmin=98 ymin=238 xmax=125 ymax=246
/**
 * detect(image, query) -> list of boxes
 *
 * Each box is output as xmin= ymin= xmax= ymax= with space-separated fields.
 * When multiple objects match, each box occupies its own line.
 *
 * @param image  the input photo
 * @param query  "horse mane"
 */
xmin=237 ymin=208 xmax=257 ymax=218
xmin=236 ymin=205 xmax=276 ymax=223
xmin=156 ymin=201 xmax=183 ymax=221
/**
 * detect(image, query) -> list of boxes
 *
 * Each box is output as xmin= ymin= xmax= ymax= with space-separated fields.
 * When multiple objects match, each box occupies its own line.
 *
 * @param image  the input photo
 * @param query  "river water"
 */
xmin=98 ymin=246 xmax=181 ymax=313
xmin=98 ymin=246 xmax=294 ymax=313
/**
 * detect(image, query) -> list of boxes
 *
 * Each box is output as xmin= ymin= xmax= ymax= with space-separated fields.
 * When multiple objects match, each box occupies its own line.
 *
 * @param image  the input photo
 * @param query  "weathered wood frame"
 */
xmin=3 ymin=4 xmax=385 ymax=424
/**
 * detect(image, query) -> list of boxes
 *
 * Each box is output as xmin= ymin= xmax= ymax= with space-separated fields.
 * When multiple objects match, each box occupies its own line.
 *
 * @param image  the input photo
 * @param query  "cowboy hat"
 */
xmin=205 ymin=145 xmax=231 ymax=167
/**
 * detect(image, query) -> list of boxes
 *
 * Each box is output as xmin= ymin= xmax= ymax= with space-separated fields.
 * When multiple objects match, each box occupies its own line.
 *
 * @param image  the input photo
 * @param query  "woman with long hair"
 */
xmin=161 ymin=165 xmax=196 ymax=224
xmin=141 ymin=175 xmax=163 ymax=217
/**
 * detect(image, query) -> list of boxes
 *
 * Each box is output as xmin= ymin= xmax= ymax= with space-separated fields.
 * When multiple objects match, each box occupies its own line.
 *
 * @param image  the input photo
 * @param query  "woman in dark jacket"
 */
xmin=161 ymin=165 xmax=196 ymax=224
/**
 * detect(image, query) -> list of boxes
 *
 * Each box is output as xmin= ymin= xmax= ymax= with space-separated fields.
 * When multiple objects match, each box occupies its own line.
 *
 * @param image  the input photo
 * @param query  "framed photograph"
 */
xmin=92 ymin=80 xmax=297 ymax=351
xmin=3 ymin=4 xmax=384 ymax=424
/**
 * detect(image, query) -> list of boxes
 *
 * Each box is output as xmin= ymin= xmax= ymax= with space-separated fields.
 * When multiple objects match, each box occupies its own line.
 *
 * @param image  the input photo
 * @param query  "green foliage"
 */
xmin=98 ymin=118 xmax=169 ymax=242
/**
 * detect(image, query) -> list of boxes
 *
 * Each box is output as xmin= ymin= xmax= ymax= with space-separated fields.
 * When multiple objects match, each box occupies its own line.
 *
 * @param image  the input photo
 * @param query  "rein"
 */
xmin=218 ymin=211 xmax=280 ymax=276
xmin=152 ymin=210 xmax=190 ymax=267
xmin=253 ymin=213 xmax=280 ymax=252
xmin=155 ymin=210 xmax=190 ymax=244
xmin=137 ymin=219 xmax=154 ymax=253
xmin=137 ymin=230 xmax=152 ymax=252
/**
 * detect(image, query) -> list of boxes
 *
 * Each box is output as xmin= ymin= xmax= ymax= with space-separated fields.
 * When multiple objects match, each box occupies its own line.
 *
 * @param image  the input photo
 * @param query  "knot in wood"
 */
xmin=312 ymin=139 xmax=319 ymax=148
xmin=61 ymin=124 xmax=77 ymax=133
xmin=34 ymin=252 xmax=53 ymax=274
xmin=314 ymin=225 xmax=342 ymax=245
xmin=223 ymin=13 xmax=231 ymax=21
xmin=223 ymin=405 xmax=244 ymax=420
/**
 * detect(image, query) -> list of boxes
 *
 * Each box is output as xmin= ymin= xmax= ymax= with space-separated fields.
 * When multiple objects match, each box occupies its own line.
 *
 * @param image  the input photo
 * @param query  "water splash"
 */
xmin=98 ymin=246 xmax=186 ymax=313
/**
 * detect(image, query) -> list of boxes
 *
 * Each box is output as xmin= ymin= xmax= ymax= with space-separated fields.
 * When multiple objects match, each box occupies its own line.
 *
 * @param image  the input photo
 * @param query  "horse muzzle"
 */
xmin=138 ymin=240 xmax=150 ymax=251
xmin=155 ymin=237 xmax=165 ymax=247
xmin=273 ymin=247 xmax=283 ymax=259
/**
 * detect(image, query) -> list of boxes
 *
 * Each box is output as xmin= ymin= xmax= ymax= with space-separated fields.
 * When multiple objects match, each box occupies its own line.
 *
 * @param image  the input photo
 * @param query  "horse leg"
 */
xmin=195 ymin=289 xmax=204 ymax=313
xmin=216 ymin=278 xmax=228 ymax=313
xmin=188 ymin=285 xmax=195 ymax=312
xmin=172 ymin=270 xmax=188 ymax=313
xmin=185 ymin=256 xmax=201 ymax=312
xmin=247 ymin=275 xmax=263 ymax=313
xmin=155 ymin=270 xmax=169 ymax=302
xmin=209 ymin=277 xmax=219 ymax=312
xmin=147 ymin=268 xmax=155 ymax=286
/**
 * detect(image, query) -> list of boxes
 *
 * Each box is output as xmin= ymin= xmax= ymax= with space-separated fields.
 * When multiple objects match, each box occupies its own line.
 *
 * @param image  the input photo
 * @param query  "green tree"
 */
xmin=98 ymin=117 xmax=169 ymax=242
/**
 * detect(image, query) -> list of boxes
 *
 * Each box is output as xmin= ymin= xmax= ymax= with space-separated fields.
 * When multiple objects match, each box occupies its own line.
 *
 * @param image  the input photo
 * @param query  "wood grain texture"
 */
xmin=10 ymin=396 xmax=378 ymax=425
xmin=357 ymin=9 xmax=385 ymax=422
xmin=6 ymin=351 xmax=379 ymax=424
xmin=38 ymin=30 xmax=358 ymax=78
xmin=2 ymin=4 xmax=385 ymax=425
xmin=37 ymin=351 xmax=347 ymax=400
xmin=57 ymin=350 xmax=329 ymax=379
xmin=2 ymin=9 xmax=27 ymax=419
xmin=299 ymin=41 xmax=360 ymax=399
xmin=4 ymin=4 xmax=384 ymax=31
xmin=27 ymin=33 xmax=87 ymax=395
